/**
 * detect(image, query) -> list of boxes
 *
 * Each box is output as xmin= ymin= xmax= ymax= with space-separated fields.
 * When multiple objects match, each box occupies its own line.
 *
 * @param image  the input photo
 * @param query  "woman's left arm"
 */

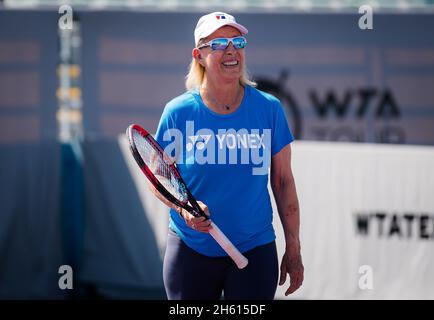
xmin=270 ymin=143 xmax=304 ymax=296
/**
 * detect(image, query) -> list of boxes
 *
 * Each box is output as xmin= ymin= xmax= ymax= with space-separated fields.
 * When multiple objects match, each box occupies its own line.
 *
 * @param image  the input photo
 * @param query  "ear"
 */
xmin=192 ymin=48 xmax=202 ymax=61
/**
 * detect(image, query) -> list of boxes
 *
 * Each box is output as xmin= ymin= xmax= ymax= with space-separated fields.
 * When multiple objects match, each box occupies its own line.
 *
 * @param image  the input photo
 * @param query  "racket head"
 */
xmin=126 ymin=124 xmax=202 ymax=216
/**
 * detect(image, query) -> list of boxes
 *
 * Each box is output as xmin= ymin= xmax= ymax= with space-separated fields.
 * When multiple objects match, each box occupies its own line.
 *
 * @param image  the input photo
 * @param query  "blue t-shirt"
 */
xmin=155 ymin=85 xmax=294 ymax=257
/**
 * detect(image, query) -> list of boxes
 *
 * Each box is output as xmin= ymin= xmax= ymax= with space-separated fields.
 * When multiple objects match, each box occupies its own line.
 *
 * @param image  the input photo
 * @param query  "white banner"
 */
xmin=273 ymin=141 xmax=434 ymax=299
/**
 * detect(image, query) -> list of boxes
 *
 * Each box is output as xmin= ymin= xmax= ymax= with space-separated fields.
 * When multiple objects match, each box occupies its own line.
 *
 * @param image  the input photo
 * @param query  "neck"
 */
xmin=200 ymin=77 xmax=243 ymax=113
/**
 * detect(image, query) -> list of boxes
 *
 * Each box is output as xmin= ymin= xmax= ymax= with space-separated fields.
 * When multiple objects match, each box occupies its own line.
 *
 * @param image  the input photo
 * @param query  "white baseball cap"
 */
xmin=194 ymin=12 xmax=248 ymax=46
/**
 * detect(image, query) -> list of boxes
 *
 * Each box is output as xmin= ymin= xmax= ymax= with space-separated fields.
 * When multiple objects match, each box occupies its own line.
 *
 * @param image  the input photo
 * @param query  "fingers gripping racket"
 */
xmin=126 ymin=124 xmax=248 ymax=269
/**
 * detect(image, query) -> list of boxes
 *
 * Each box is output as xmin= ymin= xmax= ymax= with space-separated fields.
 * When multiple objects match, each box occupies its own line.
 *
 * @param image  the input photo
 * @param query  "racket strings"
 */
xmin=132 ymin=130 xmax=188 ymax=203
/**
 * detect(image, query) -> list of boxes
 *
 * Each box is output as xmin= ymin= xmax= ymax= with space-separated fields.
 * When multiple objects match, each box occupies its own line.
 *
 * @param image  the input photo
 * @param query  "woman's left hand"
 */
xmin=279 ymin=245 xmax=304 ymax=296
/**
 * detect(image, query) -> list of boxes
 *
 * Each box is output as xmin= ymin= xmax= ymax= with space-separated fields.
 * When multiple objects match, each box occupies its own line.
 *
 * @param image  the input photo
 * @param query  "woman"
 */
xmin=155 ymin=12 xmax=303 ymax=300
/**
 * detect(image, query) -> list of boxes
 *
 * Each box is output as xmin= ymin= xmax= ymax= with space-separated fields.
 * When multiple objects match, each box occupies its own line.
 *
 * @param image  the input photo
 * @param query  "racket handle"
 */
xmin=209 ymin=222 xmax=248 ymax=269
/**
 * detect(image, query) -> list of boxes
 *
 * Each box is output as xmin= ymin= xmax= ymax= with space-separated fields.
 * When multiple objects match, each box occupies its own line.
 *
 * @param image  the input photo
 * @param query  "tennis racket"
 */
xmin=126 ymin=124 xmax=248 ymax=269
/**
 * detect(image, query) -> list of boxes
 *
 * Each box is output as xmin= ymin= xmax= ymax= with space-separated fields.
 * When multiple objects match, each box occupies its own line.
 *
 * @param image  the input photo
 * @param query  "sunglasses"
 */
xmin=197 ymin=36 xmax=247 ymax=51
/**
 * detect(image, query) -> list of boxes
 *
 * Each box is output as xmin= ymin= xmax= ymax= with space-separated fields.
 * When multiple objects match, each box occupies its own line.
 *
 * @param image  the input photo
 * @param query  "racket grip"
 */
xmin=209 ymin=222 xmax=248 ymax=269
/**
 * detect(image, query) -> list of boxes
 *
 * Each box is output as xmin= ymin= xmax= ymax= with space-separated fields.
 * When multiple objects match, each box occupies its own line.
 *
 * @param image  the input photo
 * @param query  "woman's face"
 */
xmin=196 ymin=26 xmax=245 ymax=85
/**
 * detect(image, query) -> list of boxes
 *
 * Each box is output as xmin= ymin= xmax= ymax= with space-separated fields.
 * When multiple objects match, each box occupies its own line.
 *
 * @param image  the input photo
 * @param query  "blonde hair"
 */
xmin=185 ymin=57 xmax=257 ymax=91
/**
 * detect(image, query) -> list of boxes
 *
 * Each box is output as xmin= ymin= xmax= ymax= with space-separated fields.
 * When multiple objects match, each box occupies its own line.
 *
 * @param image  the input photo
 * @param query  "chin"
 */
xmin=221 ymin=77 xmax=241 ymax=84
xmin=221 ymin=71 xmax=242 ymax=81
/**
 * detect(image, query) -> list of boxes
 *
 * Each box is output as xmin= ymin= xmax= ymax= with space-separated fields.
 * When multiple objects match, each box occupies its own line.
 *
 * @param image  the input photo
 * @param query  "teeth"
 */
xmin=223 ymin=61 xmax=238 ymax=66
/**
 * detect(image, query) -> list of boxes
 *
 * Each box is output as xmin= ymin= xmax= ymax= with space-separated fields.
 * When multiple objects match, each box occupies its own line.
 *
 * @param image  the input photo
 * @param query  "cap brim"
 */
xmin=200 ymin=22 xmax=248 ymax=42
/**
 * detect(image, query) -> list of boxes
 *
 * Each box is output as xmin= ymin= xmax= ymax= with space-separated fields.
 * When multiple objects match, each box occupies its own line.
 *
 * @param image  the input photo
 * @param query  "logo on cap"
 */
xmin=215 ymin=14 xmax=226 ymax=20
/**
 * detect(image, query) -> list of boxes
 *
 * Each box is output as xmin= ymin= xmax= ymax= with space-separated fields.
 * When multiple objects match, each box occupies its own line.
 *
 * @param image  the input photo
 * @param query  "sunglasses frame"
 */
xmin=197 ymin=36 xmax=247 ymax=51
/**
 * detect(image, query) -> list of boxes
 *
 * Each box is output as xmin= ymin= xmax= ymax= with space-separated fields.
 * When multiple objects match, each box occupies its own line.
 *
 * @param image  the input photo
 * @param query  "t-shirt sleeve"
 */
xmin=271 ymin=99 xmax=295 ymax=156
xmin=155 ymin=106 xmax=176 ymax=151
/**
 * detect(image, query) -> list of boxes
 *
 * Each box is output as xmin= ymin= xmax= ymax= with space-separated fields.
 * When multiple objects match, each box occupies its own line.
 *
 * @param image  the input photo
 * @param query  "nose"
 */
xmin=225 ymin=42 xmax=236 ymax=54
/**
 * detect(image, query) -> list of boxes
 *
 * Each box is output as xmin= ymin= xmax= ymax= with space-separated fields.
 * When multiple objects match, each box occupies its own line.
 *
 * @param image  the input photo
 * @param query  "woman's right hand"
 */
xmin=179 ymin=201 xmax=212 ymax=233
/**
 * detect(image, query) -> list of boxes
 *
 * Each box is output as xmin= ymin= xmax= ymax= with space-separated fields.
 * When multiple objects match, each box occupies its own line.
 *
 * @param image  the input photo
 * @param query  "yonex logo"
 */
xmin=187 ymin=133 xmax=266 ymax=151
xmin=162 ymin=121 xmax=271 ymax=175
xmin=186 ymin=134 xmax=211 ymax=151
xmin=216 ymin=14 xmax=226 ymax=20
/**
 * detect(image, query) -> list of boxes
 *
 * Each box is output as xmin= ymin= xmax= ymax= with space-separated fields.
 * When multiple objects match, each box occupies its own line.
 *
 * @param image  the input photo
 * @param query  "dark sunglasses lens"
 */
xmin=232 ymin=37 xmax=246 ymax=49
xmin=211 ymin=38 xmax=229 ymax=50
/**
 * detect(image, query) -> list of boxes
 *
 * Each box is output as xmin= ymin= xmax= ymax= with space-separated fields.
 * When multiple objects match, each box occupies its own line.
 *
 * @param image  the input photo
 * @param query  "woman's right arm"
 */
xmin=147 ymin=181 xmax=211 ymax=233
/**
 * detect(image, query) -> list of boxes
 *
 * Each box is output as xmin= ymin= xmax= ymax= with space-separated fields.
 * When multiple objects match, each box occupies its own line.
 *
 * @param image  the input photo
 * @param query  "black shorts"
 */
xmin=163 ymin=229 xmax=278 ymax=300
